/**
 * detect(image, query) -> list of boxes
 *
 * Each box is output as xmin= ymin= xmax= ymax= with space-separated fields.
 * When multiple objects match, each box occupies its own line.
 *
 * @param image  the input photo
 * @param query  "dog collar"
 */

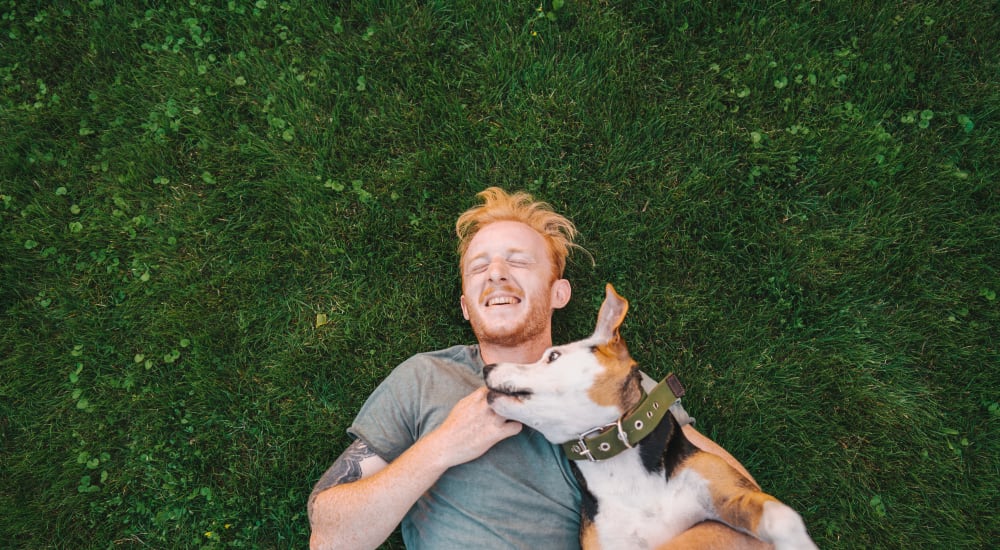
xmin=562 ymin=374 xmax=686 ymax=462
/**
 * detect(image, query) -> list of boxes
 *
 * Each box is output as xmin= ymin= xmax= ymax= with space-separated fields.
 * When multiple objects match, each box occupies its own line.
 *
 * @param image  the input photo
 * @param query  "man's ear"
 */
xmin=460 ymin=294 xmax=471 ymax=320
xmin=550 ymin=279 xmax=572 ymax=310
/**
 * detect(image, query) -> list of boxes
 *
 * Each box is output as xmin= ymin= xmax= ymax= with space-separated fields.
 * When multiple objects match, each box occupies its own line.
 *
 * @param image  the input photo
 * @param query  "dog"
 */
xmin=484 ymin=283 xmax=818 ymax=549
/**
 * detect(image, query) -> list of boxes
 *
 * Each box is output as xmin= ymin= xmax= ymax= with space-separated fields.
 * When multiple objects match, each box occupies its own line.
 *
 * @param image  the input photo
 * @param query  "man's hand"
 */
xmin=427 ymin=387 xmax=523 ymax=468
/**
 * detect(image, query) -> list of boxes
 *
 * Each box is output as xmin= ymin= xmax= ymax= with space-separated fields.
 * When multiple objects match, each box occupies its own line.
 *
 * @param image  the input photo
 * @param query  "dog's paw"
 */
xmin=759 ymin=501 xmax=819 ymax=550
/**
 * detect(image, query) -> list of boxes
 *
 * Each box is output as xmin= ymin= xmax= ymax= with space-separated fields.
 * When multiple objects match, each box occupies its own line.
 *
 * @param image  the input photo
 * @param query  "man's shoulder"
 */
xmin=399 ymin=344 xmax=480 ymax=370
xmin=372 ymin=344 xmax=482 ymax=394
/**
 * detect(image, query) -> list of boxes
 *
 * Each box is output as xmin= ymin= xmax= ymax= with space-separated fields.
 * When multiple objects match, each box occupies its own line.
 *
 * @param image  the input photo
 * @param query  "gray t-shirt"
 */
xmin=349 ymin=344 xmax=582 ymax=549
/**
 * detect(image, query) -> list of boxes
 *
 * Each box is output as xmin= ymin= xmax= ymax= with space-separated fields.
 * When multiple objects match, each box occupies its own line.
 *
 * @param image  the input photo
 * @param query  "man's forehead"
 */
xmin=464 ymin=222 xmax=549 ymax=257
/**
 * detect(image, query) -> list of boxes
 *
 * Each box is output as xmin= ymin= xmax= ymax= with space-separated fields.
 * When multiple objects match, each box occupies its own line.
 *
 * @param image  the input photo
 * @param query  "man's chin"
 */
xmin=467 ymin=300 xmax=551 ymax=347
xmin=471 ymin=325 xmax=524 ymax=347
xmin=470 ymin=317 xmax=551 ymax=348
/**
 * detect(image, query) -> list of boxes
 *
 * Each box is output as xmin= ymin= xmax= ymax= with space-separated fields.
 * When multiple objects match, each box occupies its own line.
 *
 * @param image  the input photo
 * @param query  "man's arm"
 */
xmin=307 ymin=439 xmax=388 ymax=534
xmin=660 ymin=520 xmax=772 ymax=549
xmin=307 ymin=387 xmax=523 ymax=550
xmin=682 ymin=424 xmax=759 ymax=486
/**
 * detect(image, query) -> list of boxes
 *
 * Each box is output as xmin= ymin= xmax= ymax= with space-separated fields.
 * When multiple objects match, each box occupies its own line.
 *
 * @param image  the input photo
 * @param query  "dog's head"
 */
xmin=483 ymin=283 xmax=642 ymax=444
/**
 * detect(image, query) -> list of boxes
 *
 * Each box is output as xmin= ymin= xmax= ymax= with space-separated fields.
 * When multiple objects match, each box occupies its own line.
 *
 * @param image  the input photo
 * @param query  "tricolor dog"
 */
xmin=484 ymin=284 xmax=818 ymax=549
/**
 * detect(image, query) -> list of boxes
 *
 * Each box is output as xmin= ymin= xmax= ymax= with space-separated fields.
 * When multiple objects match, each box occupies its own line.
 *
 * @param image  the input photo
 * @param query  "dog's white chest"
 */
xmin=579 ymin=453 xmax=715 ymax=549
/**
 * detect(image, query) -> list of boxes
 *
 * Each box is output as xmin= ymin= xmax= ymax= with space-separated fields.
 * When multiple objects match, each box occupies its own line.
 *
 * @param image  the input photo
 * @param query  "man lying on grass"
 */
xmin=308 ymin=187 xmax=768 ymax=549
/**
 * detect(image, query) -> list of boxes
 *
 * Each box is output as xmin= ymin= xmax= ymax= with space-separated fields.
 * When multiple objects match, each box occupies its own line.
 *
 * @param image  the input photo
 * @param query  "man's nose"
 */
xmin=488 ymin=259 xmax=509 ymax=281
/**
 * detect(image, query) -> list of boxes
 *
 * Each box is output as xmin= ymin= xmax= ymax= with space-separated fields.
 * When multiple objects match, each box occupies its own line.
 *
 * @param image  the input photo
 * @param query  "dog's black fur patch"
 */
xmin=569 ymin=461 xmax=598 ymax=525
xmin=638 ymin=412 xmax=698 ymax=478
xmin=619 ymin=368 xmax=644 ymax=411
xmin=568 ymin=405 xmax=698 ymax=530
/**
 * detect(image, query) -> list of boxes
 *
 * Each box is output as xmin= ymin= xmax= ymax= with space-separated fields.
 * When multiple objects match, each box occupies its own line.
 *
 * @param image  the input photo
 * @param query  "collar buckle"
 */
xmin=573 ymin=423 xmax=614 ymax=462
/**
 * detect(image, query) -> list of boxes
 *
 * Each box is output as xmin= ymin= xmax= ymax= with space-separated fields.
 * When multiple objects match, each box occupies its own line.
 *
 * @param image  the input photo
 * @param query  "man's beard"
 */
xmin=468 ymin=296 xmax=550 ymax=347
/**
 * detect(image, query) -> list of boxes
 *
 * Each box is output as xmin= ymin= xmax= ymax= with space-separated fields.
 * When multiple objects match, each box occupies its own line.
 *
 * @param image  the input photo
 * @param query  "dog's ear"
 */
xmin=594 ymin=283 xmax=629 ymax=342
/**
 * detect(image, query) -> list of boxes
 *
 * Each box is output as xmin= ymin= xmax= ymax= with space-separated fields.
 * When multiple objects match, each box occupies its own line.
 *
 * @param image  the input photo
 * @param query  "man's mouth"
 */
xmin=485 ymin=295 xmax=521 ymax=307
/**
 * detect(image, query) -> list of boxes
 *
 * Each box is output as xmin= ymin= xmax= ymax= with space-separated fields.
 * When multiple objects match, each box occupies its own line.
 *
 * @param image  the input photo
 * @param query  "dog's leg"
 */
xmin=684 ymin=453 xmax=818 ymax=550
xmin=755 ymin=500 xmax=817 ymax=550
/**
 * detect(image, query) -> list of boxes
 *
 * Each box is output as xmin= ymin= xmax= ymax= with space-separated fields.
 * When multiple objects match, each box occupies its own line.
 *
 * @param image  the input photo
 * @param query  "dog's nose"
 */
xmin=482 ymin=364 xmax=495 ymax=379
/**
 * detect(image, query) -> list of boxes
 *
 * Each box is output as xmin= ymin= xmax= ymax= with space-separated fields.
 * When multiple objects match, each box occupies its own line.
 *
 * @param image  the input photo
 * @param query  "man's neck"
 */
xmin=478 ymin=338 xmax=552 ymax=365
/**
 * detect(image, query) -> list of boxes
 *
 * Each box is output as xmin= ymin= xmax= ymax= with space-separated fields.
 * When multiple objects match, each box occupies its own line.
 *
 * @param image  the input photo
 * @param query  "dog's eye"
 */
xmin=547 ymin=350 xmax=561 ymax=363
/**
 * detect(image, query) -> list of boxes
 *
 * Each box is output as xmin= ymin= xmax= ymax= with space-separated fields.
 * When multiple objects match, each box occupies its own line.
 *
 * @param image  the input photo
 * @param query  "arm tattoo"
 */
xmin=326 ymin=439 xmax=377 ymax=486
xmin=308 ymin=439 xmax=379 ymax=517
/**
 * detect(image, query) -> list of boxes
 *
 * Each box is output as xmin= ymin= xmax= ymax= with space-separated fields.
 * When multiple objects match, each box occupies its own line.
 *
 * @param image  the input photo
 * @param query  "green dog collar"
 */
xmin=562 ymin=374 xmax=686 ymax=462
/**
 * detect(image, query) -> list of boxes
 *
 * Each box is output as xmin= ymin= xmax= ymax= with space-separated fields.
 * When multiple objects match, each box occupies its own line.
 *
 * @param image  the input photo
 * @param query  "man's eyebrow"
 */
xmin=507 ymin=250 xmax=536 ymax=262
xmin=476 ymin=248 xmax=538 ymax=260
xmin=464 ymin=252 xmax=488 ymax=265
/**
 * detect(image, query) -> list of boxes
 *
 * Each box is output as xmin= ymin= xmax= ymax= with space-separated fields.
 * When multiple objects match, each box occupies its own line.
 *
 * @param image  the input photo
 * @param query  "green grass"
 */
xmin=2 ymin=0 xmax=997 ymax=548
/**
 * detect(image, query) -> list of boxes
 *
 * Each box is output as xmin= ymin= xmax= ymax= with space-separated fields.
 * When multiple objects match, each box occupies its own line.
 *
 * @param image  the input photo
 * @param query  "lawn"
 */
xmin=1 ymin=0 xmax=997 ymax=548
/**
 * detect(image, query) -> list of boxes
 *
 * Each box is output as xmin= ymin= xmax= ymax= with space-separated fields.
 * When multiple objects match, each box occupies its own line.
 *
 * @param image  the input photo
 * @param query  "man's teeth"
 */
xmin=487 ymin=296 xmax=519 ymax=306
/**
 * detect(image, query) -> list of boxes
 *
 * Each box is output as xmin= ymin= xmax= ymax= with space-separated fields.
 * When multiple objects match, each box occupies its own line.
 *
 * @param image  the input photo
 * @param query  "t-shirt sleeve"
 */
xmin=347 ymin=357 xmax=425 ymax=462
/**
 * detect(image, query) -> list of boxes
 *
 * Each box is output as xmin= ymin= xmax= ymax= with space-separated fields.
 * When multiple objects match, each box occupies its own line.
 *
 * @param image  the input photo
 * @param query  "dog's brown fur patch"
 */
xmin=580 ymin=516 xmax=599 ymax=549
xmin=589 ymin=337 xmax=637 ymax=409
xmin=682 ymin=452 xmax=776 ymax=535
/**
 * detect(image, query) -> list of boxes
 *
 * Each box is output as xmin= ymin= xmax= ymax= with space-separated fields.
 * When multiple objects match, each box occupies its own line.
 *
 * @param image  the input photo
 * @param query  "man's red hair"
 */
xmin=456 ymin=187 xmax=579 ymax=279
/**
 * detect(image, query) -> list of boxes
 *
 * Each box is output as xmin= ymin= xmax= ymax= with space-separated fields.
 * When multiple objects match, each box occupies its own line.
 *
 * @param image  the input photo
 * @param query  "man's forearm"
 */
xmin=659 ymin=520 xmax=773 ymax=550
xmin=308 ymin=436 xmax=451 ymax=550
xmin=309 ymin=388 xmax=523 ymax=549
xmin=681 ymin=424 xmax=759 ymax=486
